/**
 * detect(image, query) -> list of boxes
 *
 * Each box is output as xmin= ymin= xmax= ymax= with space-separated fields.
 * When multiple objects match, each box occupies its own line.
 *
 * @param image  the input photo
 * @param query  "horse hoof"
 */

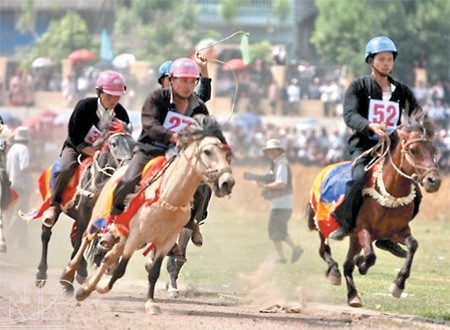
xmin=76 ymin=286 xmax=91 ymax=301
xmin=60 ymin=277 xmax=74 ymax=291
xmin=168 ymin=287 xmax=179 ymax=299
xmin=144 ymin=301 xmax=161 ymax=315
xmin=389 ymin=283 xmax=403 ymax=298
xmin=96 ymin=282 xmax=110 ymax=294
xmin=328 ymin=274 xmax=341 ymax=286
xmin=348 ymin=295 xmax=363 ymax=308
xmin=35 ymin=272 xmax=47 ymax=288
xmin=75 ymin=273 xmax=87 ymax=285
xmin=0 ymin=244 xmax=6 ymax=253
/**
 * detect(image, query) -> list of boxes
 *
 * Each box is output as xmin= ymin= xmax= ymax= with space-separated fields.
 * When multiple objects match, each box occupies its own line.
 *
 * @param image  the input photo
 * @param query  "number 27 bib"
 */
xmin=163 ymin=111 xmax=196 ymax=134
xmin=368 ymin=99 xmax=400 ymax=133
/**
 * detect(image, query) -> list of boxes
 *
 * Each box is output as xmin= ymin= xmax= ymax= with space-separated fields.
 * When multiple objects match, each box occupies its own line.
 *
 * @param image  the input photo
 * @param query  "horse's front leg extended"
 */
xmin=344 ymin=236 xmax=363 ymax=307
xmin=355 ymin=229 xmax=376 ymax=275
xmin=167 ymin=228 xmax=191 ymax=298
xmin=75 ymin=236 xmax=124 ymax=301
xmin=36 ymin=225 xmax=52 ymax=288
xmin=390 ymin=235 xmax=418 ymax=298
xmin=145 ymin=254 xmax=164 ymax=315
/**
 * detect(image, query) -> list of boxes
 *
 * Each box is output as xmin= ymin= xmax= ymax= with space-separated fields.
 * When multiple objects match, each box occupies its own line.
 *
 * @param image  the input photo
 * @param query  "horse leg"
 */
xmin=75 ymin=236 xmax=125 ymax=301
xmin=0 ymin=214 xmax=6 ymax=253
xmin=145 ymin=253 xmax=165 ymax=315
xmin=60 ymin=232 xmax=92 ymax=291
xmin=96 ymin=236 xmax=140 ymax=294
xmin=167 ymin=228 xmax=191 ymax=298
xmin=344 ymin=236 xmax=363 ymax=307
xmin=318 ymin=234 xmax=341 ymax=285
xmin=390 ymin=235 xmax=418 ymax=298
xmin=354 ymin=229 xmax=376 ymax=275
xmin=73 ymin=206 xmax=92 ymax=284
xmin=36 ymin=225 xmax=52 ymax=288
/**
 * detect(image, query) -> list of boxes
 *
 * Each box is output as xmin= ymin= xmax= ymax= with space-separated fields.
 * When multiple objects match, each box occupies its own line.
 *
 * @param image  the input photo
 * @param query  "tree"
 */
xmin=113 ymin=0 xmax=203 ymax=67
xmin=16 ymin=0 xmax=39 ymax=40
xmin=311 ymin=0 xmax=450 ymax=84
xmin=26 ymin=12 xmax=93 ymax=64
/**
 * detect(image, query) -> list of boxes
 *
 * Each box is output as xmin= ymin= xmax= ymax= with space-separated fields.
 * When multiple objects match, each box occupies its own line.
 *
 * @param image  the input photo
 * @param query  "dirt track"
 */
xmin=1 ymin=166 xmax=449 ymax=329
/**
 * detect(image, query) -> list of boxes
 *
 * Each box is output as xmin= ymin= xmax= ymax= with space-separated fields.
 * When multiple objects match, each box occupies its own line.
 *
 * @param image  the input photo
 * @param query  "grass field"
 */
xmin=1 ymin=165 xmax=448 ymax=322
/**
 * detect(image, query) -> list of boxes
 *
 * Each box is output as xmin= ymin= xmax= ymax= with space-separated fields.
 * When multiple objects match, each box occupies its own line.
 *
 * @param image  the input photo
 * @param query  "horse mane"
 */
xmin=178 ymin=115 xmax=228 ymax=149
xmin=390 ymin=108 xmax=436 ymax=151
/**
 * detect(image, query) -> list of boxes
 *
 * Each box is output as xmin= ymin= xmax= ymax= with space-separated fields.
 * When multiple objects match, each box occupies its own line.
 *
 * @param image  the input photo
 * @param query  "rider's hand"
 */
xmin=169 ymin=132 xmax=178 ymax=144
xmin=368 ymin=122 xmax=387 ymax=138
xmin=195 ymin=53 xmax=209 ymax=77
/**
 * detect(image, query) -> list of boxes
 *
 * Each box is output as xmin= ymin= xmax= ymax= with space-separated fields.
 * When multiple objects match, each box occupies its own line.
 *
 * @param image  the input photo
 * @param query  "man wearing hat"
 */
xmin=259 ymin=139 xmax=303 ymax=263
xmin=6 ymin=126 xmax=32 ymax=247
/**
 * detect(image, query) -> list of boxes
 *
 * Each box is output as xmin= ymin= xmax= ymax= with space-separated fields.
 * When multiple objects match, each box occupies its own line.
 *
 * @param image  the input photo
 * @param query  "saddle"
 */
xmin=20 ymin=158 xmax=92 ymax=221
xmin=310 ymin=161 xmax=379 ymax=238
xmin=91 ymin=156 xmax=168 ymax=237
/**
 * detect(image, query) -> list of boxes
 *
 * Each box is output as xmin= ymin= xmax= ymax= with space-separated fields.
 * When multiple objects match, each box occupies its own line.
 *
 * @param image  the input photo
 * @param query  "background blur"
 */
xmin=0 ymin=0 xmax=449 ymax=175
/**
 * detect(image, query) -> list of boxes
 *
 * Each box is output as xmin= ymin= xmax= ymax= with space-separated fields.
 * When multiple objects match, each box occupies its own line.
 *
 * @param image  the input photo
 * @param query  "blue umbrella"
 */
xmin=100 ymin=29 xmax=114 ymax=62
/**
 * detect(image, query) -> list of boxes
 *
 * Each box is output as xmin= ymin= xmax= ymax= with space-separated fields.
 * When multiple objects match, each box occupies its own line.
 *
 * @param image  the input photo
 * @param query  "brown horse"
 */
xmin=60 ymin=115 xmax=234 ymax=314
xmin=307 ymin=111 xmax=441 ymax=307
xmin=20 ymin=121 xmax=135 ymax=288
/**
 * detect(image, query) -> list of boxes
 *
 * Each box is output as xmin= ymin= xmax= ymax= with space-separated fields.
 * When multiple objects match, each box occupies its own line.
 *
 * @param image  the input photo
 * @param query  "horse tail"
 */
xmin=306 ymin=201 xmax=316 ymax=231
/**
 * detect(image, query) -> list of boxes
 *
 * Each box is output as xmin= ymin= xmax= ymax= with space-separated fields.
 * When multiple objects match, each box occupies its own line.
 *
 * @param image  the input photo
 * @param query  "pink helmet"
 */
xmin=96 ymin=71 xmax=126 ymax=96
xmin=169 ymin=58 xmax=200 ymax=79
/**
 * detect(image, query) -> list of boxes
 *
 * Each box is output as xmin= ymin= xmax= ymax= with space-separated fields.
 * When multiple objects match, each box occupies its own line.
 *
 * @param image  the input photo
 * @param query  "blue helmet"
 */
xmin=365 ymin=36 xmax=398 ymax=63
xmin=158 ymin=60 xmax=173 ymax=85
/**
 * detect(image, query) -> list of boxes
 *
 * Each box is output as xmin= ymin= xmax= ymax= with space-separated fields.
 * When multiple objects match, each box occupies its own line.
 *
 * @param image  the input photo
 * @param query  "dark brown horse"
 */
xmin=307 ymin=111 xmax=441 ymax=307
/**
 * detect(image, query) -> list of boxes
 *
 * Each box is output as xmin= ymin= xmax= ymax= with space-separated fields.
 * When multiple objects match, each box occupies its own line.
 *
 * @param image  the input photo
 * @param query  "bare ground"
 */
xmin=0 ymin=262 xmax=448 ymax=330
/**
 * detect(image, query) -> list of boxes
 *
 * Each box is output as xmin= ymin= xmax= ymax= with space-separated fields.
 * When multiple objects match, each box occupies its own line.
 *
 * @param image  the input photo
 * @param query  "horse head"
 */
xmin=94 ymin=120 xmax=136 ymax=179
xmin=392 ymin=110 xmax=441 ymax=193
xmin=178 ymin=115 xmax=235 ymax=197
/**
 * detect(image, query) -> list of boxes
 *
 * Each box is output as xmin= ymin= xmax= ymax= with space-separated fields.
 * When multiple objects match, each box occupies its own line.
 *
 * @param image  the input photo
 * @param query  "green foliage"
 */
xmin=16 ymin=0 xmax=37 ymax=37
xmin=272 ymin=0 xmax=290 ymax=23
xmin=113 ymin=0 xmax=201 ymax=67
xmin=24 ymin=12 xmax=92 ymax=66
xmin=218 ymin=0 xmax=250 ymax=22
xmin=311 ymin=0 xmax=450 ymax=84
xmin=250 ymin=41 xmax=272 ymax=63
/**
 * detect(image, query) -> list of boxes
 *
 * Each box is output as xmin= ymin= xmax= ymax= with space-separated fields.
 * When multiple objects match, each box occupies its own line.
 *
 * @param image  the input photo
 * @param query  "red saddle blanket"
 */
xmin=22 ymin=157 xmax=92 ymax=221
xmin=91 ymin=156 xmax=168 ymax=237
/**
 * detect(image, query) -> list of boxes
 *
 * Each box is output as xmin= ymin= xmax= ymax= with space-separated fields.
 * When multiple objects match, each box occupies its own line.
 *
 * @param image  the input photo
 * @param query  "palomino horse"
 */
xmin=61 ymin=115 xmax=234 ymax=314
xmin=307 ymin=111 xmax=441 ymax=307
xmin=21 ymin=121 xmax=135 ymax=288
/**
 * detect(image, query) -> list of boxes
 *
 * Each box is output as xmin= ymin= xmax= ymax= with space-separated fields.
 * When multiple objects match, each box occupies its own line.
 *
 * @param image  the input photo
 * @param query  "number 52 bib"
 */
xmin=368 ymin=99 xmax=400 ymax=133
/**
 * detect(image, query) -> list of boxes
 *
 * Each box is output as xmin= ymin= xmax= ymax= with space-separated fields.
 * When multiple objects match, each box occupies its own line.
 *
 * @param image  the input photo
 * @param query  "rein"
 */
xmin=182 ymin=139 xmax=232 ymax=185
xmin=361 ymin=129 xmax=437 ymax=207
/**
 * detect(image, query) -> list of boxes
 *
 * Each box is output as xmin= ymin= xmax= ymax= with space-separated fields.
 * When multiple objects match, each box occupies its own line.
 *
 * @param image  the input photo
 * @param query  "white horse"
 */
xmin=61 ymin=115 xmax=235 ymax=314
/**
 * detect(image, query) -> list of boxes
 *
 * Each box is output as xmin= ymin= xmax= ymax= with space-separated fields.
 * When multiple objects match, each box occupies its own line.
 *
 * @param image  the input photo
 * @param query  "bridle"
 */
xmin=389 ymin=133 xmax=439 ymax=184
xmin=183 ymin=138 xmax=233 ymax=186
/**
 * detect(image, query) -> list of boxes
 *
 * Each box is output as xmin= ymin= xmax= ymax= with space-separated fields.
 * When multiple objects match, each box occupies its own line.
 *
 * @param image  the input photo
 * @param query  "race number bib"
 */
xmin=84 ymin=125 xmax=102 ymax=144
xmin=368 ymin=99 xmax=400 ymax=133
xmin=163 ymin=111 xmax=195 ymax=134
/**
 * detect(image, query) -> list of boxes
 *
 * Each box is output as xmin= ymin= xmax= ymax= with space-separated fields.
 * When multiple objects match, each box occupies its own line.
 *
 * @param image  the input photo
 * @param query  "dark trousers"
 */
xmin=51 ymin=147 xmax=79 ymax=206
xmin=111 ymin=149 xmax=153 ymax=213
xmin=333 ymin=149 xmax=368 ymax=231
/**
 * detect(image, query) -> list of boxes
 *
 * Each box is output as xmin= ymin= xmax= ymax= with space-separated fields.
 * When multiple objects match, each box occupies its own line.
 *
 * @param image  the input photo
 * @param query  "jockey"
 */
xmin=158 ymin=53 xmax=212 ymax=103
xmin=329 ymin=36 xmax=422 ymax=255
xmin=42 ymin=71 xmax=131 ymax=227
xmin=156 ymin=53 xmax=213 ymax=247
xmin=100 ymin=57 xmax=211 ymax=250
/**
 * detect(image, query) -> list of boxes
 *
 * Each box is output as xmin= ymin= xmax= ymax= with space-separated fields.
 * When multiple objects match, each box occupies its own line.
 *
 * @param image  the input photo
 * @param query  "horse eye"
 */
xmin=409 ymin=147 xmax=417 ymax=155
xmin=204 ymin=149 xmax=212 ymax=156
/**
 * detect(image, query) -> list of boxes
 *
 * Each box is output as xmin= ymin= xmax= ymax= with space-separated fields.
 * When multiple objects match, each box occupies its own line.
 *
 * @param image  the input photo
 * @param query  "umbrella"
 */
xmin=223 ymin=58 xmax=246 ymax=71
xmin=68 ymin=49 xmax=96 ymax=62
xmin=31 ymin=57 xmax=54 ymax=68
xmin=112 ymin=53 xmax=136 ymax=69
